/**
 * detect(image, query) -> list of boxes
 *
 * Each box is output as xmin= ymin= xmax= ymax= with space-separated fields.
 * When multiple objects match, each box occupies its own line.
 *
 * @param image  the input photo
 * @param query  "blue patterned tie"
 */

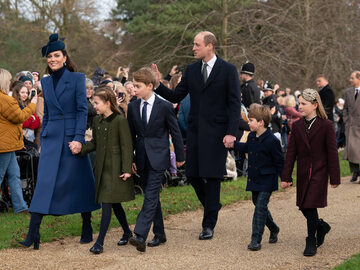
xmin=142 ymin=101 xmax=148 ymax=127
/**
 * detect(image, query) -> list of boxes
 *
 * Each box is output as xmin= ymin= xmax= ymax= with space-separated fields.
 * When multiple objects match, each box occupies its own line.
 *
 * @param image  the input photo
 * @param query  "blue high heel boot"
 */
xmin=18 ymin=213 xmax=43 ymax=250
xmin=80 ymin=212 xmax=93 ymax=244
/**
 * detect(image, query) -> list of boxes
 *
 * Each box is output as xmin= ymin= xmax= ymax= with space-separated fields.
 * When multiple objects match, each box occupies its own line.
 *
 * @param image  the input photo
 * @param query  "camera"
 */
xmin=30 ymin=89 xmax=36 ymax=99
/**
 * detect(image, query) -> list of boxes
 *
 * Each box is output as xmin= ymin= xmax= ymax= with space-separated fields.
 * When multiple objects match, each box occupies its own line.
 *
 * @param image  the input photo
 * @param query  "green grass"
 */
xmin=0 ymin=151 xmax=351 ymax=254
xmin=333 ymin=254 xmax=360 ymax=270
xmin=0 ymin=178 xmax=251 ymax=250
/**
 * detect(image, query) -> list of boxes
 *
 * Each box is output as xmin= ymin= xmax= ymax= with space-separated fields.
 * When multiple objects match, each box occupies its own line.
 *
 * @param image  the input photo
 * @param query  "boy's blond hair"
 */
xmin=133 ymin=67 xmax=156 ymax=88
xmin=248 ymin=104 xmax=272 ymax=127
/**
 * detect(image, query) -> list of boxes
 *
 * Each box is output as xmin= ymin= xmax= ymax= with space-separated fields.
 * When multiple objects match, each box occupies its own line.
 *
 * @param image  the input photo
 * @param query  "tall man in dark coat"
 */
xmin=240 ymin=62 xmax=260 ymax=108
xmin=152 ymin=31 xmax=241 ymax=240
xmin=316 ymin=74 xmax=335 ymax=121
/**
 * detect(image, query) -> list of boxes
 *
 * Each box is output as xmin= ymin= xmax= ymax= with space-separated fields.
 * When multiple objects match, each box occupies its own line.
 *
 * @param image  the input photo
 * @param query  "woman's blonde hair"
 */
xmin=113 ymin=81 xmax=129 ymax=117
xmin=0 ymin=68 xmax=12 ymax=94
xmin=284 ymin=95 xmax=296 ymax=108
xmin=300 ymin=88 xmax=327 ymax=119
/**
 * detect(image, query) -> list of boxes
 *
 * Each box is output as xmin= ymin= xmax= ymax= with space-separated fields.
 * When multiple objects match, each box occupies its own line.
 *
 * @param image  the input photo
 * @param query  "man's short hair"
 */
xmin=248 ymin=104 xmax=272 ymax=128
xmin=353 ymin=71 xmax=360 ymax=79
xmin=316 ymin=74 xmax=328 ymax=81
xmin=133 ymin=67 xmax=156 ymax=88
xmin=198 ymin=31 xmax=217 ymax=50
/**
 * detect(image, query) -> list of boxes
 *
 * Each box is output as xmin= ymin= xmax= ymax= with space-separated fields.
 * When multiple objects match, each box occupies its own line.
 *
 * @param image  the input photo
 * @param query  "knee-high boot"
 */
xmin=18 ymin=213 xmax=43 ymax=250
xmin=80 ymin=212 xmax=93 ymax=243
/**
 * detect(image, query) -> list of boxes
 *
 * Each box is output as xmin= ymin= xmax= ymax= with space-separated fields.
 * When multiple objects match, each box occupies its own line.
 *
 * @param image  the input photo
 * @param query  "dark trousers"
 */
xmin=349 ymin=162 xmax=360 ymax=175
xmin=134 ymin=159 xmax=165 ymax=240
xmin=95 ymin=203 xmax=131 ymax=246
xmin=300 ymin=208 xmax=319 ymax=238
xmin=190 ymin=177 xmax=221 ymax=230
xmin=251 ymin=191 xmax=278 ymax=243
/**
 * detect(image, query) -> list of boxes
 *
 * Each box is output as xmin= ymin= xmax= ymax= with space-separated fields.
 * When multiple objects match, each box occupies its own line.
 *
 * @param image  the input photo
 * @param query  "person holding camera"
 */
xmin=0 ymin=68 xmax=37 ymax=214
xmin=114 ymin=81 xmax=130 ymax=117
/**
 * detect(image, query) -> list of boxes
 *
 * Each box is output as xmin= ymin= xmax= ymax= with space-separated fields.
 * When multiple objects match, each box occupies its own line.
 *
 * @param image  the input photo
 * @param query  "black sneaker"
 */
xmin=248 ymin=241 xmax=261 ymax=251
xmin=269 ymin=227 xmax=279 ymax=243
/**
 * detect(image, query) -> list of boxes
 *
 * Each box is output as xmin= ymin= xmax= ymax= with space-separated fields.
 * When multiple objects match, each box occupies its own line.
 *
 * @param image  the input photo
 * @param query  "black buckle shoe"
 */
xmin=129 ymin=235 xmax=146 ymax=252
xmin=199 ymin=228 xmax=214 ymax=240
xmin=248 ymin=241 xmax=261 ymax=251
xmin=90 ymin=243 xmax=103 ymax=254
xmin=147 ymin=235 xmax=167 ymax=247
xmin=269 ymin=227 xmax=279 ymax=243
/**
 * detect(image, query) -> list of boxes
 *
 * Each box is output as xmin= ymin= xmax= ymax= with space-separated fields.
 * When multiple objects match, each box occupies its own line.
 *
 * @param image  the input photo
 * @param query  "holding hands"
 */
xmin=68 ymin=141 xmax=82 ymax=154
xmin=120 ymin=173 xmax=131 ymax=181
xmin=281 ymin=182 xmax=292 ymax=189
xmin=223 ymin=135 xmax=236 ymax=149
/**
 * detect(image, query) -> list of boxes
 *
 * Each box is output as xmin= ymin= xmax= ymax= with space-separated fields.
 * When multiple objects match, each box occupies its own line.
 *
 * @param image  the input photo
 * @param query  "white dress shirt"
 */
xmin=140 ymin=93 xmax=155 ymax=124
xmin=202 ymin=55 xmax=217 ymax=77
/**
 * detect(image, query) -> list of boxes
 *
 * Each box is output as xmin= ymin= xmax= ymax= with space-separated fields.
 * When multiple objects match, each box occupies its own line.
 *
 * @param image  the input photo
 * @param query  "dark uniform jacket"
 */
xmin=319 ymin=84 xmax=335 ymax=121
xmin=234 ymin=128 xmax=284 ymax=192
xmin=241 ymin=79 xmax=260 ymax=108
xmin=262 ymin=94 xmax=282 ymax=133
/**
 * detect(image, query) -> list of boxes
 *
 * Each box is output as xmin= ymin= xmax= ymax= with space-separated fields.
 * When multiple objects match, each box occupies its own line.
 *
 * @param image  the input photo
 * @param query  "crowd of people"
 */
xmin=0 ymin=30 xmax=358 ymax=259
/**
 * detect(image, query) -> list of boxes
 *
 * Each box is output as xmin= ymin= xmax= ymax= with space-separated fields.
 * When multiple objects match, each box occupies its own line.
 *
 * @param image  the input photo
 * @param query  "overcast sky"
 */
xmin=95 ymin=0 xmax=117 ymax=20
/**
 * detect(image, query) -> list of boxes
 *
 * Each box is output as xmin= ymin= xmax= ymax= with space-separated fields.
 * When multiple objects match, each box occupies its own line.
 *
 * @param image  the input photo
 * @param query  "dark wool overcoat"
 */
xmin=29 ymin=69 xmax=100 ymax=215
xmin=156 ymin=56 xmax=241 ymax=179
xmin=281 ymin=117 xmax=340 ymax=208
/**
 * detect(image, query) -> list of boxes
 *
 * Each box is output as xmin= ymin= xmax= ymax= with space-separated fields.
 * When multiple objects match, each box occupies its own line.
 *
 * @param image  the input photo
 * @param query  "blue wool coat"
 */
xmin=29 ymin=68 xmax=100 ymax=215
xmin=234 ymin=128 xmax=284 ymax=192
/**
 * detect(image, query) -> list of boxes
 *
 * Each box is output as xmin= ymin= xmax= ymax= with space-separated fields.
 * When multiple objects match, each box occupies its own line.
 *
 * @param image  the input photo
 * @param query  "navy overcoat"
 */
xmin=29 ymin=68 xmax=100 ymax=215
xmin=156 ymin=56 xmax=241 ymax=179
xmin=234 ymin=128 xmax=284 ymax=192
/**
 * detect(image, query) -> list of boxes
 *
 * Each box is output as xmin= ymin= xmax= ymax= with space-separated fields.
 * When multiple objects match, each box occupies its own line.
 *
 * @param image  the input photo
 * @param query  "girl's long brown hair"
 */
xmin=94 ymin=85 xmax=121 ymax=115
xmin=11 ymin=81 xmax=29 ymax=107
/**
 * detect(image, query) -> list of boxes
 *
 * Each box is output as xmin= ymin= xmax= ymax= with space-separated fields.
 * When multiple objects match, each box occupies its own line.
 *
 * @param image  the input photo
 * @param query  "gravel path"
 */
xmin=1 ymin=176 xmax=359 ymax=270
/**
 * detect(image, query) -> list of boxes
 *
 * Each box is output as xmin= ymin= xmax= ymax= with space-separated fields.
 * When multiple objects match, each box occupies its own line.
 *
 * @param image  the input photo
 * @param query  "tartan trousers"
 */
xmin=251 ymin=191 xmax=278 ymax=243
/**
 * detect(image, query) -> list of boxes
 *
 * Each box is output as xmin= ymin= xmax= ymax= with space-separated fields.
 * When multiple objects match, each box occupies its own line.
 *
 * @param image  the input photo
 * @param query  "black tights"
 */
xmin=96 ymin=203 xmax=131 ymax=246
xmin=300 ymin=208 xmax=318 ymax=238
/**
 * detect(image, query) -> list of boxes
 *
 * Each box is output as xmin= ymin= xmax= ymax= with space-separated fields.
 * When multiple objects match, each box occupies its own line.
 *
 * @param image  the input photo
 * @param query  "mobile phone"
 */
xmin=118 ymin=92 xmax=124 ymax=99
xmin=30 ymin=89 xmax=36 ymax=99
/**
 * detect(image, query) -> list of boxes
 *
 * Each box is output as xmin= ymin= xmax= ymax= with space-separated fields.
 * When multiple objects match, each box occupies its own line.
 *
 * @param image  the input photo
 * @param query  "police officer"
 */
xmin=240 ymin=62 xmax=260 ymax=108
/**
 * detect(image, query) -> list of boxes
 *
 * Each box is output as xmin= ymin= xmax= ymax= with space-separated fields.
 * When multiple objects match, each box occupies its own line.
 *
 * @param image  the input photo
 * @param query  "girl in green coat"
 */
xmin=74 ymin=86 xmax=134 ymax=254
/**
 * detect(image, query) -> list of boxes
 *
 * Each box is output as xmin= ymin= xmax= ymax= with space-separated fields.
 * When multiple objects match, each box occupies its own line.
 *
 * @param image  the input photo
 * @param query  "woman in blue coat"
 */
xmin=19 ymin=34 xmax=100 ymax=250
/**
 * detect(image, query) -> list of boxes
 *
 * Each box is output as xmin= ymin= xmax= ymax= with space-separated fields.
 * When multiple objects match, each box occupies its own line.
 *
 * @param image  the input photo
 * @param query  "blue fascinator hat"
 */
xmin=41 ymin=33 xmax=65 ymax=57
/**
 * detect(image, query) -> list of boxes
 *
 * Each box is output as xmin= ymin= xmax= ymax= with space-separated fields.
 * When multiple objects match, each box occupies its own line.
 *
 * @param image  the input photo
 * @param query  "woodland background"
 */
xmin=1 ymin=0 xmax=360 ymax=96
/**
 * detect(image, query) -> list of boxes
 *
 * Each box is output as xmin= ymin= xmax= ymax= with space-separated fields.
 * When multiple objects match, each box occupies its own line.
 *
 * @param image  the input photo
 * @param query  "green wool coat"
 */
xmin=80 ymin=113 xmax=134 ymax=203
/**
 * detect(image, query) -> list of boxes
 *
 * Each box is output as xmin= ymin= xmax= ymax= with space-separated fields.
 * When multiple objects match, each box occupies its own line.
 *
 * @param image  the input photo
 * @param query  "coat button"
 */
xmin=248 ymin=178 xmax=251 ymax=181
xmin=249 ymin=165 xmax=251 ymax=168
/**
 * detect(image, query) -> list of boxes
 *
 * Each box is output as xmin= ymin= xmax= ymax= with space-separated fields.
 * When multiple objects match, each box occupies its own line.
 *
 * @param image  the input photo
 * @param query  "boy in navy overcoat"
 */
xmin=227 ymin=104 xmax=284 ymax=251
